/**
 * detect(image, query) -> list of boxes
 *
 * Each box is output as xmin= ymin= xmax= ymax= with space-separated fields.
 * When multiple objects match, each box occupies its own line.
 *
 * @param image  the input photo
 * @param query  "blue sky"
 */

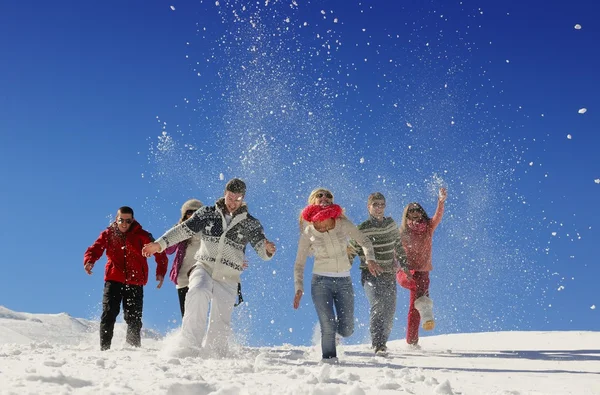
xmin=1 ymin=0 xmax=598 ymax=347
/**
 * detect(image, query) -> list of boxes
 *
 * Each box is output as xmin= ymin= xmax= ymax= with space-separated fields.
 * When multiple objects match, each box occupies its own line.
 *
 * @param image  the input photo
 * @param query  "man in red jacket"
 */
xmin=84 ymin=206 xmax=168 ymax=350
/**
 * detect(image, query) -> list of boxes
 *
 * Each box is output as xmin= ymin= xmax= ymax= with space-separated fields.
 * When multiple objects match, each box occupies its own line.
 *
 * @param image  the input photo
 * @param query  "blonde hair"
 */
xmin=307 ymin=188 xmax=334 ymax=205
xmin=298 ymin=188 xmax=349 ymax=231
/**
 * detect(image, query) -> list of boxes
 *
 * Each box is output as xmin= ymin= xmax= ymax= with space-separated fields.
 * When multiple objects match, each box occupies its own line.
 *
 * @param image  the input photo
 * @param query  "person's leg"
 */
xmin=333 ymin=276 xmax=355 ymax=339
xmin=177 ymin=287 xmax=189 ymax=317
xmin=363 ymin=270 xmax=395 ymax=350
xmin=361 ymin=270 xmax=378 ymax=348
xmin=123 ymin=284 xmax=144 ymax=348
xmin=203 ymin=280 xmax=237 ymax=356
xmin=406 ymin=271 xmax=430 ymax=344
xmin=414 ymin=272 xmax=432 ymax=330
xmin=372 ymin=273 xmax=396 ymax=350
xmin=406 ymin=281 xmax=420 ymax=345
xmin=180 ymin=267 xmax=213 ymax=348
xmin=100 ymin=281 xmax=123 ymax=350
xmin=311 ymin=275 xmax=337 ymax=359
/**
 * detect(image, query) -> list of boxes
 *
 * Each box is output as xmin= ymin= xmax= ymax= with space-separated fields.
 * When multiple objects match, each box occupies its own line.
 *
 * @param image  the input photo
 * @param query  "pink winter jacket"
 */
xmin=401 ymin=200 xmax=445 ymax=272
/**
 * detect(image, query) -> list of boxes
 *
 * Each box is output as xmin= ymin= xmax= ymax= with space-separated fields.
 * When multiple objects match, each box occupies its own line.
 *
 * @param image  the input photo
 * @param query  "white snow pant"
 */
xmin=179 ymin=266 xmax=237 ymax=356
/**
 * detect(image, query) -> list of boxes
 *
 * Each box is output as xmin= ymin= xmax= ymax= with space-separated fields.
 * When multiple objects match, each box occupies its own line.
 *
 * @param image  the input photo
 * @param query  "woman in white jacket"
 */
xmin=293 ymin=188 xmax=383 ymax=363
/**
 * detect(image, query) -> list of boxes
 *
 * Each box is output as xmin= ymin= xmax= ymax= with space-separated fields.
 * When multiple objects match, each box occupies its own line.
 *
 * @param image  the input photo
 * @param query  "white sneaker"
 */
xmin=414 ymin=296 xmax=435 ymax=330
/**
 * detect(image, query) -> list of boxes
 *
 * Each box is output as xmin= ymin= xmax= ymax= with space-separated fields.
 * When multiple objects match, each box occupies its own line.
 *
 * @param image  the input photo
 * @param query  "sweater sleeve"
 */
xmin=347 ymin=222 xmax=365 ymax=264
xmin=154 ymin=251 xmax=169 ymax=277
xmin=293 ymin=231 xmax=312 ymax=293
xmin=247 ymin=219 xmax=274 ymax=261
xmin=391 ymin=220 xmax=408 ymax=271
xmin=141 ymin=230 xmax=169 ymax=278
xmin=341 ymin=218 xmax=375 ymax=261
xmin=157 ymin=208 xmax=208 ymax=252
xmin=83 ymin=230 xmax=107 ymax=265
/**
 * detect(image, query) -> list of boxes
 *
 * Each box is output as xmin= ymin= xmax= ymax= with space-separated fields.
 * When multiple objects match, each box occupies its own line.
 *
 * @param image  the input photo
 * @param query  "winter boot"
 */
xmin=374 ymin=344 xmax=388 ymax=356
xmin=414 ymin=295 xmax=435 ymax=330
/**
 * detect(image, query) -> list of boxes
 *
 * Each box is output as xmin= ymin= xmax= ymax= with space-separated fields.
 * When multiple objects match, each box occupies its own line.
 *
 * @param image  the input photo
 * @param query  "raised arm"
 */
xmin=431 ymin=187 xmax=447 ymax=230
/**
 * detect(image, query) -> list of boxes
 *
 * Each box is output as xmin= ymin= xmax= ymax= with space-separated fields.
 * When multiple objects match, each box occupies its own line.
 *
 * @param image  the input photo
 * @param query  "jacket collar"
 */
xmin=109 ymin=220 xmax=141 ymax=236
xmin=216 ymin=198 xmax=249 ymax=217
xmin=368 ymin=215 xmax=387 ymax=227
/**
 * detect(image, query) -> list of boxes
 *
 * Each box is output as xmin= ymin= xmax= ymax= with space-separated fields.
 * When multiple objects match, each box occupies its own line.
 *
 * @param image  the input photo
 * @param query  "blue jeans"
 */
xmin=311 ymin=275 xmax=355 ymax=359
xmin=361 ymin=271 xmax=397 ymax=349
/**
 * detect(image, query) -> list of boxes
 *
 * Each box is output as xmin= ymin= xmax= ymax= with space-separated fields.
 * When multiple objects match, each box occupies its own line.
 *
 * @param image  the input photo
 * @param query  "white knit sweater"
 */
xmin=294 ymin=218 xmax=375 ymax=293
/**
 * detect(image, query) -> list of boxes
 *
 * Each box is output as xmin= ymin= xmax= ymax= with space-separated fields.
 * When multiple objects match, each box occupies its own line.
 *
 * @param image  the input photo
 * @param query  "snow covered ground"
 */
xmin=1 ymin=306 xmax=599 ymax=395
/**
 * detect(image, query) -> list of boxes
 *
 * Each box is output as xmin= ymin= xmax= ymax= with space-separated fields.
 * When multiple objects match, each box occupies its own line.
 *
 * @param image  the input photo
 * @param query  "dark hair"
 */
xmin=399 ymin=202 xmax=430 ymax=234
xmin=117 ymin=206 xmax=134 ymax=217
xmin=225 ymin=178 xmax=246 ymax=195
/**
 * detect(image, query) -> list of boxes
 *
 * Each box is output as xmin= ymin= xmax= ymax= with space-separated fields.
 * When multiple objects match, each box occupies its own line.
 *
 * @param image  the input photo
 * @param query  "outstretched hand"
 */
xmin=156 ymin=275 xmax=164 ymax=289
xmin=439 ymin=187 xmax=448 ymax=202
xmin=366 ymin=260 xmax=384 ymax=276
xmin=265 ymin=240 xmax=277 ymax=256
xmin=293 ymin=290 xmax=303 ymax=309
xmin=84 ymin=262 xmax=94 ymax=275
xmin=142 ymin=242 xmax=160 ymax=258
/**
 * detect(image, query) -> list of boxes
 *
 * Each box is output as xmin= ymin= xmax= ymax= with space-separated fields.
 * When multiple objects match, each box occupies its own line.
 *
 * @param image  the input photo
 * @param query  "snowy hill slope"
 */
xmin=0 ymin=306 xmax=598 ymax=395
xmin=0 ymin=305 xmax=160 ymax=346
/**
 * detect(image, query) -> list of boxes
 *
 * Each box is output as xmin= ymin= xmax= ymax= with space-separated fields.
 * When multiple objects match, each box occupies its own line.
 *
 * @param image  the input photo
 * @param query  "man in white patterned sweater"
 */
xmin=142 ymin=178 xmax=276 ymax=356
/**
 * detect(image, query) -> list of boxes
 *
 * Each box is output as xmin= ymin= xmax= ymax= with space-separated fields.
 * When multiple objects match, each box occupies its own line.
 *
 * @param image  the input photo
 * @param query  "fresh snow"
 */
xmin=1 ymin=306 xmax=599 ymax=394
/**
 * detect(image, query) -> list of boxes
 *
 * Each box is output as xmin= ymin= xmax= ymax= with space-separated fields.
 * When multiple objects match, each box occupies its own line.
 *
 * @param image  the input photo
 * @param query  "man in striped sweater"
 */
xmin=349 ymin=192 xmax=408 ymax=355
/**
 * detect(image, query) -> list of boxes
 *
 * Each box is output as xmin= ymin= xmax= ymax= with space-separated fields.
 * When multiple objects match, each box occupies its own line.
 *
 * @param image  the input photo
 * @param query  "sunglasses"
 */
xmin=117 ymin=218 xmax=133 ymax=224
xmin=407 ymin=215 xmax=423 ymax=222
xmin=316 ymin=192 xmax=333 ymax=199
xmin=372 ymin=203 xmax=386 ymax=208
xmin=185 ymin=209 xmax=196 ymax=217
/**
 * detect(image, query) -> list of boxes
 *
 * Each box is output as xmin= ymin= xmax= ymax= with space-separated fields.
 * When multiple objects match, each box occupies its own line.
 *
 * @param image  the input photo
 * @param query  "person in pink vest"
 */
xmin=397 ymin=187 xmax=447 ymax=347
xmin=164 ymin=199 xmax=203 ymax=317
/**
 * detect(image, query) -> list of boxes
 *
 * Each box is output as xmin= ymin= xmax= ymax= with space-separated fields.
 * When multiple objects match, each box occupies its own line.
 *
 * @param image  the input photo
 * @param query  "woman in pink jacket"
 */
xmin=165 ymin=199 xmax=203 ymax=317
xmin=397 ymin=187 xmax=447 ymax=347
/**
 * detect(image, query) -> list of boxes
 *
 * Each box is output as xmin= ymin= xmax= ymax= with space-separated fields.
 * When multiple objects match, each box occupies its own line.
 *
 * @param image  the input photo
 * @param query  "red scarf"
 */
xmin=408 ymin=221 xmax=427 ymax=234
xmin=301 ymin=204 xmax=343 ymax=222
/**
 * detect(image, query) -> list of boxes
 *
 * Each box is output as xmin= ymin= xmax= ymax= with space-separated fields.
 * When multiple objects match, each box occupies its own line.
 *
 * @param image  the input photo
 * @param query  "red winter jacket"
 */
xmin=84 ymin=221 xmax=168 ymax=286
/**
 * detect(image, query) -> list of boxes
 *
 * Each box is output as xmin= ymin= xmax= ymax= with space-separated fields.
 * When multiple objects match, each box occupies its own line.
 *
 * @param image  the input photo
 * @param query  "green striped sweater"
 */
xmin=349 ymin=216 xmax=408 ymax=273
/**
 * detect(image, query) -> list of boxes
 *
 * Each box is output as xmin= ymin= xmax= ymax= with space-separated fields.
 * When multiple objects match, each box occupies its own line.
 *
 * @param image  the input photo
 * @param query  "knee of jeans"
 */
xmin=320 ymin=321 xmax=336 ymax=335
xmin=338 ymin=321 xmax=354 ymax=338
xmin=124 ymin=314 xmax=142 ymax=324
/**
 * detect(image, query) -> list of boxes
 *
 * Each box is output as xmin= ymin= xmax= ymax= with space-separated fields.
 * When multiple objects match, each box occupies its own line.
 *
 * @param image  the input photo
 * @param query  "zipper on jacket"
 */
xmin=122 ymin=237 xmax=128 ymax=284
